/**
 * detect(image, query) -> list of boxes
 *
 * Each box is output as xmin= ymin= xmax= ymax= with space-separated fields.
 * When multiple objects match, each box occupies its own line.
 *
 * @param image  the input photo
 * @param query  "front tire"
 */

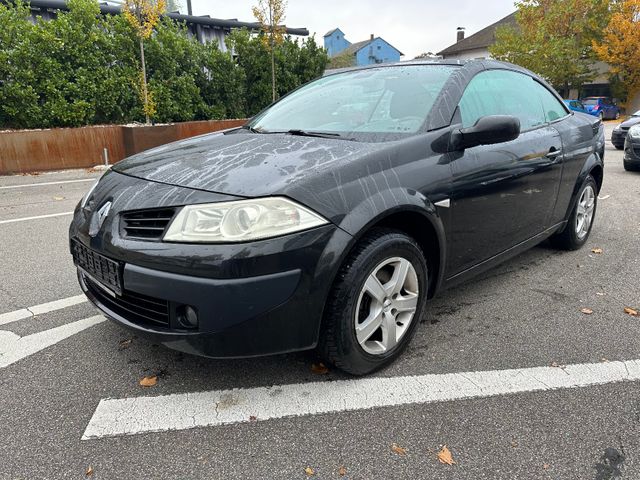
xmin=550 ymin=175 xmax=598 ymax=250
xmin=319 ymin=229 xmax=428 ymax=375
xmin=624 ymin=160 xmax=639 ymax=172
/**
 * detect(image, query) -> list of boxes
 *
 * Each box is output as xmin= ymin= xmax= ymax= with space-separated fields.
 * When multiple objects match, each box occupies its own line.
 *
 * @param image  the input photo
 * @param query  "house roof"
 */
xmin=341 ymin=38 xmax=404 ymax=57
xmin=324 ymin=28 xmax=343 ymax=37
xmin=10 ymin=0 xmax=309 ymax=36
xmin=437 ymin=12 xmax=516 ymax=56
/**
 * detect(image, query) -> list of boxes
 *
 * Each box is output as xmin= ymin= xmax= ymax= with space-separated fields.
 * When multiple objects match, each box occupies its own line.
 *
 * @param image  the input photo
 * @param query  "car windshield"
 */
xmin=583 ymin=99 xmax=599 ymax=105
xmin=248 ymin=65 xmax=457 ymax=140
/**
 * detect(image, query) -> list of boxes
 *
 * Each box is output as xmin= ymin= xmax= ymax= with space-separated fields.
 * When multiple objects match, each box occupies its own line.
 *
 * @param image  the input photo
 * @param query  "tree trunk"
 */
xmin=139 ymin=38 xmax=150 ymax=125
xmin=271 ymin=36 xmax=276 ymax=103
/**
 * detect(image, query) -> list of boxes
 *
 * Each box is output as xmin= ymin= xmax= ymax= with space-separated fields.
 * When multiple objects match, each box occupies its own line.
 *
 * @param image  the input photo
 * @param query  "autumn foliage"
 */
xmin=490 ymin=0 xmax=610 ymax=96
xmin=593 ymin=0 xmax=640 ymax=103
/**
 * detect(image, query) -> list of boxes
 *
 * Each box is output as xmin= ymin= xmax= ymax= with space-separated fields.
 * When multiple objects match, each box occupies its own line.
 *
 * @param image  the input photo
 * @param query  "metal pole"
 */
xmin=103 ymin=148 xmax=110 ymax=167
xmin=186 ymin=0 xmax=192 ymax=15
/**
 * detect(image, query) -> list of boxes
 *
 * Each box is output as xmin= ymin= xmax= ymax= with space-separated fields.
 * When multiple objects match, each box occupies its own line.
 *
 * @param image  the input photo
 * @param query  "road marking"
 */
xmin=83 ymin=358 xmax=640 ymax=440
xmin=0 ymin=315 xmax=105 ymax=369
xmin=0 ymin=178 xmax=95 ymax=190
xmin=0 ymin=295 xmax=88 ymax=327
xmin=0 ymin=211 xmax=74 ymax=225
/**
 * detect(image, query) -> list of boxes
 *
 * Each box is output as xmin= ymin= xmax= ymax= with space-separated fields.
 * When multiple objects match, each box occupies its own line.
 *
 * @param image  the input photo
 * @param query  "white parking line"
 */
xmin=0 ymin=295 xmax=87 ymax=326
xmin=0 ymin=211 xmax=74 ymax=225
xmin=83 ymin=358 xmax=640 ymax=440
xmin=0 ymin=179 xmax=95 ymax=190
xmin=0 ymin=315 xmax=105 ymax=369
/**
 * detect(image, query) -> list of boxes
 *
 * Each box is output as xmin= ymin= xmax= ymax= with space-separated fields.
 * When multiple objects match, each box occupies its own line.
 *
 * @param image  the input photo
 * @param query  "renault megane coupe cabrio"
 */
xmin=70 ymin=60 xmax=604 ymax=375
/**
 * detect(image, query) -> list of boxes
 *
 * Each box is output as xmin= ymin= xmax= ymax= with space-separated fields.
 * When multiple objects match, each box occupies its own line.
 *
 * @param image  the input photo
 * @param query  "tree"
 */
xmin=252 ymin=0 xmax=287 ymax=103
xmin=327 ymin=52 xmax=355 ymax=69
xmin=593 ymin=0 xmax=640 ymax=106
xmin=227 ymin=29 xmax=328 ymax=115
xmin=490 ymin=0 xmax=611 ymax=97
xmin=165 ymin=0 xmax=184 ymax=13
xmin=122 ymin=0 xmax=166 ymax=123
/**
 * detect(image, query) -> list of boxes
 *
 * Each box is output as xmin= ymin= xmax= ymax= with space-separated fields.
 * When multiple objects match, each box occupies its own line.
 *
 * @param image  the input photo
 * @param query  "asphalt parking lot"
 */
xmin=1 ymin=123 xmax=639 ymax=480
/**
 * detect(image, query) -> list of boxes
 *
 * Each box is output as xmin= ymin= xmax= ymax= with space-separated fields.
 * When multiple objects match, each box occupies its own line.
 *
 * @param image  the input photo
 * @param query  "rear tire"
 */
xmin=615 ymin=145 xmax=624 ymax=150
xmin=550 ymin=175 xmax=598 ymax=250
xmin=318 ymin=229 xmax=428 ymax=376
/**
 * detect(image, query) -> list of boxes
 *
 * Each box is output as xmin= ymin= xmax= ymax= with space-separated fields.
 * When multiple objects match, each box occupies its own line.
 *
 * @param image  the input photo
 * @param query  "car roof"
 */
xmin=324 ymin=58 xmax=542 ymax=82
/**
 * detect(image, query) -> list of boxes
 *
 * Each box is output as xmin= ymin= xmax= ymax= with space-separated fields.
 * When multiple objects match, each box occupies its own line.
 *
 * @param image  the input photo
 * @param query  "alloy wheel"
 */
xmin=354 ymin=257 xmax=419 ymax=355
xmin=576 ymin=185 xmax=596 ymax=240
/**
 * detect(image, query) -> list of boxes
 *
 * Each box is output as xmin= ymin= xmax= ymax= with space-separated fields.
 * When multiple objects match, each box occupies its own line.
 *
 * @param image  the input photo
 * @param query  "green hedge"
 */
xmin=0 ymin=0 xmax=328 ymax=129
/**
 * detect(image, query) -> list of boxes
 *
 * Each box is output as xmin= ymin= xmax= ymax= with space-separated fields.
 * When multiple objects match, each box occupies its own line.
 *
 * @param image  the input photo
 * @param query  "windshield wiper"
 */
xmin=272 ymin=129 xmax=355 ymax=141
xmin=240 ymin=125 xmax=262 ymax=133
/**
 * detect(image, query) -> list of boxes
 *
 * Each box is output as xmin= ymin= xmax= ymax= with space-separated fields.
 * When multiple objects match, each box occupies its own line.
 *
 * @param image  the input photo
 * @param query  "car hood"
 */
xmin=113 ymin=131 xmax=378 ymax=197
xmin=620 ymin=116 xmax=640 ymax=129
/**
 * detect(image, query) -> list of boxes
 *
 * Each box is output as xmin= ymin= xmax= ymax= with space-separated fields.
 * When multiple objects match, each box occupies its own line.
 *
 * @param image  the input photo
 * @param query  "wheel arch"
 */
xmin=336 ymin=203 xmax=447 ymax=300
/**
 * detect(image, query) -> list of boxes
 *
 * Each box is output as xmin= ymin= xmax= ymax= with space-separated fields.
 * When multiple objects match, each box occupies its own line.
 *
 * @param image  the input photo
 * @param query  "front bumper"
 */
xmin=70 ymin=171 xmax=353 ymax=358
xmin=611 ymin=130 xmax=626 ymax=148
xmin=624 ymin=139 xmax=640 ymax=168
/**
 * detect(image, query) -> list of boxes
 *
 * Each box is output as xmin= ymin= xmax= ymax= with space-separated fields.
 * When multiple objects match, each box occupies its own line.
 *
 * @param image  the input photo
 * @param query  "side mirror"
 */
xmin=451 ymin=115 xmax=521 ymax=151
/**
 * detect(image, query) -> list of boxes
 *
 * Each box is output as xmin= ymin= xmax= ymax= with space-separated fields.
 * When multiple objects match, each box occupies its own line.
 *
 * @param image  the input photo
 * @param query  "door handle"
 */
xmin=546 ymin=148 xmax=563 ymax=162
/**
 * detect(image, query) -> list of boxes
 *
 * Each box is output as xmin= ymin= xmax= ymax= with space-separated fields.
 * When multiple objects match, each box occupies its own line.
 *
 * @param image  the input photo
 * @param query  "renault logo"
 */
xmin=89 ymin=201 xmax=112 ymax=237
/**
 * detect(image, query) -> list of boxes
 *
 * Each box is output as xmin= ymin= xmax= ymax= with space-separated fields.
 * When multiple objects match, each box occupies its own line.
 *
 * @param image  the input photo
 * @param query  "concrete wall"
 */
xmin=441 ymin=47 xmax=490 ymax=60
xmin=0 ymin=119 xmax=245 ymax=175
xmin=355 ymin=38 xmax=402 ymax=66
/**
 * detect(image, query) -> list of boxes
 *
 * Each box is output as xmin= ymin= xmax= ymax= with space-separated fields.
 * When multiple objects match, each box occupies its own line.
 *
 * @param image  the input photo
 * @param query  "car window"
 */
xmin=531 ymin=81 xmax=569 ymax=122
xmin=458 ymin=70 xmax=546 ymax=130
xmin=583 ymin=99 xmax=598 ymax=106
xmin=249 ymin=65 xmax=457 ymax=137
xmin=577 ymin=101 xmax=585 ymax=110
xmin=570 ymin=101 xmax=578 ymax=108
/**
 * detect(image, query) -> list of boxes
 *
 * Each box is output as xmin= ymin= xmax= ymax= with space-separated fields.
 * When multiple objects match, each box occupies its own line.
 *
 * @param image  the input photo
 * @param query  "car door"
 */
xmin=446 ymin=69 xmax=564 ymax=276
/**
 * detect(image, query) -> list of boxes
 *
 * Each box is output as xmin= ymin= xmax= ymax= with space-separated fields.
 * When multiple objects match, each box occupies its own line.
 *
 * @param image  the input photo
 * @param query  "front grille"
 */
xmin=72 ymin=241 xmax=122 ymax=295
xmin=121 ymin=208 xmax=176 ymax=240
xmin=84 ymin=276 xmax=170 ymax=328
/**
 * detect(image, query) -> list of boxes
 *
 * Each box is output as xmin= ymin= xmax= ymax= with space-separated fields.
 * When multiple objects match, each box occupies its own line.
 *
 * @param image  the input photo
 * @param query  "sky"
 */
xmin=188 ymin=0 xmax=516 ymax=59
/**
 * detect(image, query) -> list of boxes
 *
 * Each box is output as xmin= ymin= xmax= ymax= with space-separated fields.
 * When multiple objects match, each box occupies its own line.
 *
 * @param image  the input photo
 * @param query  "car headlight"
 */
xmin=80 ymin=167 xmax=111 ymax=208
xmin=614 ymin=124 xmax=622 ymax=131
xmin=629 ymin=125 xmax=640 ymax=139
xmin=163 ymin=197 xmax=329 ymax=243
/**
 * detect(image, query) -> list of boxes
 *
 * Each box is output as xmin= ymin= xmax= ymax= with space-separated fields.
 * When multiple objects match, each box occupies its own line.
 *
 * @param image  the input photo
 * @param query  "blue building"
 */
xmin=324 ymin=29 xmax=403 ymax=67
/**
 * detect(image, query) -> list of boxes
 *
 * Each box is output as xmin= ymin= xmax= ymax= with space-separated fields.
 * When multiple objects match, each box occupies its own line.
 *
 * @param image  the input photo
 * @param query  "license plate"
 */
xmin=71 ymin=240 xmax=123 ymax=295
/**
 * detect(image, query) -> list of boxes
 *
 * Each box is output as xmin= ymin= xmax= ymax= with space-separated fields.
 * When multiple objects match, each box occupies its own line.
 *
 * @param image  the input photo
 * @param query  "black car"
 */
xmin=70 ymin=60 xmax=605 ymax=375
xmin=624 ymin=124 xmax=640 ymax=171
xmin=612 ymin=110 xmax=640 ymax=150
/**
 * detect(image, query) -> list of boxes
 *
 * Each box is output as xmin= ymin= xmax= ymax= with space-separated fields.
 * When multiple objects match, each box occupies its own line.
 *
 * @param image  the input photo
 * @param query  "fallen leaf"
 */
xmin=338 ymin=466 xmax=347 ymax=476
xmin=391 ymin=443 xmax=407 ymax=456
xmin=624 ymin=307 xmax=639 ymax=317
xmin=511 ymin=440 xmax=518 ymax=448
xmin=53 ymin=196 xmax=65 ymax=201
xmin=139 ymin=375 xmax=157 ymax=387
xmin=591 ymin=248 xmax=603 ymax=254
xmin=543 ymin=463 xmax=550 ymax=470
xmin=437 ymin=445 xmax=456 ymax=465
xmin=311 ymin=363 xmax=329 ymax=375
xmin=85 ymin=466 xmax=94 ymax=477
xmin=118 ymin=339 xmax=132 ymax=350
xmin=581 ymin=308 xmax=594 ymax=315
xmin=249 ymin=415 xmax=257 ymax=422
xmin=304 ymin=467 xmax=314 ymax=476
xmin=601 ymin=358 xmax=610 ymax=363
xmin=550 ymin=362 xmax=566 ymax=369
